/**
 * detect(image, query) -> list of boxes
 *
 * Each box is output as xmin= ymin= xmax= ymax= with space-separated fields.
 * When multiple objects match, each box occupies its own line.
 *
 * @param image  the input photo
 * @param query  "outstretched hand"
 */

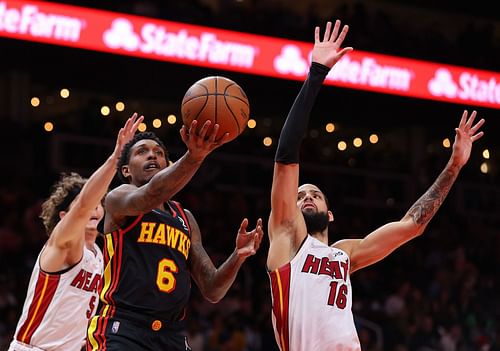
xmin=312 ymin=20 xmax=353 ymax=69
xmin=180 ymin=120 xmax=231 ymax=162
xmin=235 ymin=218 xmax=264 ymax=258
xmin=112 ymin=112 xmax=144 ymax=159
xmin=451 ymin=110 xmax=485 ymax=167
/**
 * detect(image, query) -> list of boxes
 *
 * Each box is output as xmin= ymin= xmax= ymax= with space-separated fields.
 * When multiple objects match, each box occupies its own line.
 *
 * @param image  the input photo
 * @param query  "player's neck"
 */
xmin=310 ymin=230 xmax=329 ymax=245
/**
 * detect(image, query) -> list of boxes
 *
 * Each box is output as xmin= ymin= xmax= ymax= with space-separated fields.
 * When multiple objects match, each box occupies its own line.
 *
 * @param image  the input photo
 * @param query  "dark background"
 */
xmin=0 ymin=1 xmax=499 ymax=350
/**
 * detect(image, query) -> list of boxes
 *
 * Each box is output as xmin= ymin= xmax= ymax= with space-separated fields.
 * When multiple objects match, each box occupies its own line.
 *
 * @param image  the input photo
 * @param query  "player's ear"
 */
xmin=121 ymin=165 xmax=130 ymax=179
xmin=59 ymin=210 xmax=67 ymax=220
xmin=328 ymin=210 xmax=334 ymax=223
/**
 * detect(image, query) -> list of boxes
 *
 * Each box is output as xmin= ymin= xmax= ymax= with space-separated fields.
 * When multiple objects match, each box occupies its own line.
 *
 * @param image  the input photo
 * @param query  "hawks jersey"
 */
xmin=10 ymin=244 xmax=103 ymax=351
xmin=268 ymin=235 xmax=361 ymax=351
xmin=96 ymin=201 xmax=192 ymax=321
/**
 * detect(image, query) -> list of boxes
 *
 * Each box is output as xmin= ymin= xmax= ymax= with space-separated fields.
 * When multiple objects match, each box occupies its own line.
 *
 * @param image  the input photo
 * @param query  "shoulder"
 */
xmin=331 ymin=238 xmax=361 ymax=257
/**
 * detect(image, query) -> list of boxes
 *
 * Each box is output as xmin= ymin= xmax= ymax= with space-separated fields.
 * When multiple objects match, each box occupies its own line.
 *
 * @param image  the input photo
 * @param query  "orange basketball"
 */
xmin=181 ymin=76 xmax=250 ymax=142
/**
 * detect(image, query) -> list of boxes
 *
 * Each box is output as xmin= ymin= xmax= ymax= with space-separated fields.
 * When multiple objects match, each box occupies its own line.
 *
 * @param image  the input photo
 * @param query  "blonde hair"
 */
xmin=40 ymin=173 xmax=87 ymax=236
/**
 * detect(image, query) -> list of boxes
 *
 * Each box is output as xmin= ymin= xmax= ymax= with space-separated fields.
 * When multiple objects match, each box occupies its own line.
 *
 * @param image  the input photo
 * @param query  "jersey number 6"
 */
xmin=156 ymin=258 xmax=179 ymax=293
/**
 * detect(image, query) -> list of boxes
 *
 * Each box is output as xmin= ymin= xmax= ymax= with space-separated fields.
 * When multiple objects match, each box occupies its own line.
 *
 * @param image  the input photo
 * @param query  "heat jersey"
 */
xmin=268 ymin=235 xmax=361 ymax=351
xmin=10 ymin=244 xmax=103 ymax=351
xmin=93 ymin=201 xmax=192 ymax=322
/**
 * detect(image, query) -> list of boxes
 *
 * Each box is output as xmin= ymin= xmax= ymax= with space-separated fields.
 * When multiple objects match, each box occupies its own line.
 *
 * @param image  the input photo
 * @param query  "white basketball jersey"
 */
xmin=10 ymin=244 xmax=103 ymax=351
xmin=268 ymin=235 xmax=361 ymax=351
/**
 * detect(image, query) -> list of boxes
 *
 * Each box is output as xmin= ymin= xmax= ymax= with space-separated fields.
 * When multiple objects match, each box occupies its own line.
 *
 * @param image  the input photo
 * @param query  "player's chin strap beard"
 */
xmin=303 ymin=211 xmax=329 ymax=235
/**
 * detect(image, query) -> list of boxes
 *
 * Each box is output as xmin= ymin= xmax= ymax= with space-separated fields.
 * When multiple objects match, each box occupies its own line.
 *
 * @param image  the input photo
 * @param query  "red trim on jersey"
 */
xmin=122 ymin=214 xmax=144 ymax=234
xmin=269 ymin=264 xmax=291 ymax=351
xmin=17 ymin=271 xmax=60 ymax=344
xmin=171 ymin=201 xmax=191 ymax=233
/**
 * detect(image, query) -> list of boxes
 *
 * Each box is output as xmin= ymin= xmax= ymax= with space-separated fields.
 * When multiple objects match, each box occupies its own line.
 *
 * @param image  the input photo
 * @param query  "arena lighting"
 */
xmin=247 ymin=119 xmax=257 ymax=128
xmin=1 ymin=1 xmax=499 ymax=109
xmin=152 ymin=118 xmax=162 ymax=128
xmin=369 ymin=134 xmax=379 ymax=144
xmin=167 ymin=114 xmax=176 ymax=124
xmin=43 ymin=121 xmax=53 ymax=132
xmin=30 ymin=96 xmax=40 ymax=107
xmin=138 ymin=122 xmax=147 ymax=132
xmin=115 ymin=101 xmax=125 ymax=111
xmin=480 ymin=162 xmax=488 ymax=174
xmin=100 ymin=105 xmax=110 ymax=116
xmin=442 ymin=138 xmax=451 ymax=148
xmin=325 ymin=123 xmax=335 ymax=133
xmin=338 ymin=141 xmax=347 ymax=151
xmin=482 ymin=149 xmax=490 ymax=159
xmin=263 ymin=137 xmax=272 ymax=146
xmin=60 ymin=88 xmax=69 ymax=98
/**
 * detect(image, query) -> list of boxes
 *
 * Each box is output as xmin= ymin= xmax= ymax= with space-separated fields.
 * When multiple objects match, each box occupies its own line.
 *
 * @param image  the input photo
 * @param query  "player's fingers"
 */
xmin=131 ymin=115 xmax=144 ymax=133
xmin=330 ymin=20 xmax=341 ymax=42
xmin=470 ymin=118 xmax=485 ymax=135
xmin=323 ymin=21 xmax=332 ymax=42
xmin=215 ymin=132 xmax=231 ymax=146
xmin=314 ymin=26 xmax=320 ymax=43
xmin=180 ymin=125 xmax=189 ymax=143
xmin=335 ymin=25 xmax=349 ymax=46
xmin=458 ymin=110 xmax=467 ymax=129
xmin=336 ymin=47 xmax=353 ymax=61
xmin=198 ymin=120 xmax=212 ymax=140
xmin=188 ymin=120 xmax=198 ymax=137
xmin=207 ymin=124 xmax=220 ymax=143
xmin=465 ymin=110 xmax=477 ymax=130
xmin=239 ymin=218 xmax=249 ymax=232
xmin=471 ymin=131 xmax=484 ymax=142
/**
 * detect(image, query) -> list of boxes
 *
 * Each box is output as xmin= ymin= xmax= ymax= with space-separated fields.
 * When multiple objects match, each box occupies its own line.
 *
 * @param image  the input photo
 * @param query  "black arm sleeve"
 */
xmin=274 ymin=62 xmax=330 ymax=164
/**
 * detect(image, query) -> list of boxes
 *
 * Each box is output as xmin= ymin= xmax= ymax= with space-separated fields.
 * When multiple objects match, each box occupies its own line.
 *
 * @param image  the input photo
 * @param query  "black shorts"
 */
xmin=87 ymin=313 xmax=191 ymax=351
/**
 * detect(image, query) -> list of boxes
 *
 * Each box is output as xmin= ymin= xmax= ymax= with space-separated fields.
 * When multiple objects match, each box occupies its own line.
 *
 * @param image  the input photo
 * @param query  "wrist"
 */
xmin=185 ymin=150 xmax=205 ymax=165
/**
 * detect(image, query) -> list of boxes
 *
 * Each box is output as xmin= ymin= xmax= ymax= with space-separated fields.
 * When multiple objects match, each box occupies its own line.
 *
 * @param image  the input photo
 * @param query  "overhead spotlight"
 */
xmin=152 ymin=119 xmax=162 ymax=128
xmin=247 ymin=119 xmax=257 ymax=129
xmin=263 ymin=137 xmax=273 ymax=147
xmin=369 ymin=134 xmax=378 ymax=144
xmin=60 ymin=88 xmax=70 ymax=98
xmin=138 ymin=123 xmax=147 ymax=132
xmin=44 ymin=121 xmax=54 ymax=132
xmin=31 ymin=97 xmax=40 ymax=107
xmin=101 ymin=106 xmax=110 ymax=116
xmin=353 ymin=137 xmax=362 ymax=147
xmin=115 ymin=102 xmax=125 ymax=111
xmin=167 ymin=114 xmax=177 ymax=124
xmin=480 ymin=162 xmax=488 ymax=174
xmin=325 ymin=123 xmax=335 ymax=133
xmin=442 ymin=138 xmax=451 ymax=148
xmin=338 ymin=141 xmax=347 ymax=151
xmin=482 ymin=149 xmax=490 ymax=159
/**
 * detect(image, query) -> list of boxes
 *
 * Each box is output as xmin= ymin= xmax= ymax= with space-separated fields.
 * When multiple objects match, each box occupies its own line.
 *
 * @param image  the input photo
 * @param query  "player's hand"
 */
xmin=112 ymin=112 xmax=144 ymax=159
xmin=235 ymin=218 xmax=264 ymax=258
xmin=312 ymin=20 xmax=353 ymax=69
xmin=180 ymin=120 xmax=230 ymax=162
xmin=450 ymin=110 xmax=485 ymax=167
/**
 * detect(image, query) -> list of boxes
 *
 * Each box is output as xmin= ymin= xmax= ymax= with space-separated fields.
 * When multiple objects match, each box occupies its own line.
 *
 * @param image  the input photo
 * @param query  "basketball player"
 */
xmin=9 ymin=114 xmax=143 ymax=351
xmin=87 ymin=120 xmax=263 ymax=350
xmin=267 ymin=21 xmax=485 ymax=351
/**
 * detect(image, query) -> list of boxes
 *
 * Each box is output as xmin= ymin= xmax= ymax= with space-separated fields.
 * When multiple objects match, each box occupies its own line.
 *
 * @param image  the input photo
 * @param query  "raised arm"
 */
xmin=336 ymin=110 xmax=485 ymax=273
xmin=41 ymin=113 xmax=143 ymax=271
xmin=106 ymin=120 xmax=230 ymax=218
xmin=268 ymin=21 xmax=352 ymax=270
xmin=187 ymin=210 xmax=263 ymax=303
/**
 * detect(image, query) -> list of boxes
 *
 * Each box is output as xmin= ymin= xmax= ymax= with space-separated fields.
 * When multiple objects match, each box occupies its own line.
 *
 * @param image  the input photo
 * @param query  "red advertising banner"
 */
xmin=1 ymin=0 xmax=499 ymax=109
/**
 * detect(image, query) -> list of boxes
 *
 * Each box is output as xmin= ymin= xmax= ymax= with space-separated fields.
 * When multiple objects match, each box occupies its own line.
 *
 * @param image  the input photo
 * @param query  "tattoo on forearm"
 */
xmin=407 ymin=164 xmax=460 ymax=225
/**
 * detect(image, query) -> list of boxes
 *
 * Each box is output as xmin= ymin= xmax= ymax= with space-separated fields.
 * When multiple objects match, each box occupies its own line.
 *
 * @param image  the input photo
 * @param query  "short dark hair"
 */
xmin=117 ymin=132 xmax=169 ymax=183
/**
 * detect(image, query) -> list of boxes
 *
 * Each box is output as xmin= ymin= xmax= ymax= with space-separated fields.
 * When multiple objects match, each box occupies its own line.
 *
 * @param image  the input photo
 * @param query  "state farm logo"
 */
xmin=102 ymin=18 xmax=257 ymax=68
xmin=428 ymin=68 xmax=458 ymax=98
xmin=273 ymin=44 xmax=414 ymax=91
xmin=0 ymin=2 xmax=84 ymax=41
xmin=274 ymin=45 xmax=308 ymax=75
xmin=104 ymin=18 xmax=139 ymax=51
xmin=428 ymin=68 xmax=500 ymax=105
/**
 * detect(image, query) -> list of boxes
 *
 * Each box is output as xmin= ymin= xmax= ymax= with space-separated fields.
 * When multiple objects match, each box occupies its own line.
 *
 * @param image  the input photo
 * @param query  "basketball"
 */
xmin=181 ymin=76 xmax=250 ymax=142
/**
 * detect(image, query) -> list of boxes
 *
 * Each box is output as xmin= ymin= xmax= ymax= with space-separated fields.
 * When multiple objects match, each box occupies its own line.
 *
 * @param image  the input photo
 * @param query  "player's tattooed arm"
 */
xmin=406 ymin=110 xmax=484 ymax=227
xmin=406 ymin=163 xmax=460 ymax=226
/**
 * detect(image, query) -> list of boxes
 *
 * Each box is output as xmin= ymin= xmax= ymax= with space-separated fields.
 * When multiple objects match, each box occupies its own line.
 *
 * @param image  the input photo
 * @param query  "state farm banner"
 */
xmin=1 ymin=0 xmax=499 ymax=109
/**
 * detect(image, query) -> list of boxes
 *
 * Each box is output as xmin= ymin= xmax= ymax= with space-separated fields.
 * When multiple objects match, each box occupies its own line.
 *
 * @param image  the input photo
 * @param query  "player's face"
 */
xmin=124 ymin=139 xmax=168 ymax=186
xmin=297 ymin=184 xmax=328 ymax=214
